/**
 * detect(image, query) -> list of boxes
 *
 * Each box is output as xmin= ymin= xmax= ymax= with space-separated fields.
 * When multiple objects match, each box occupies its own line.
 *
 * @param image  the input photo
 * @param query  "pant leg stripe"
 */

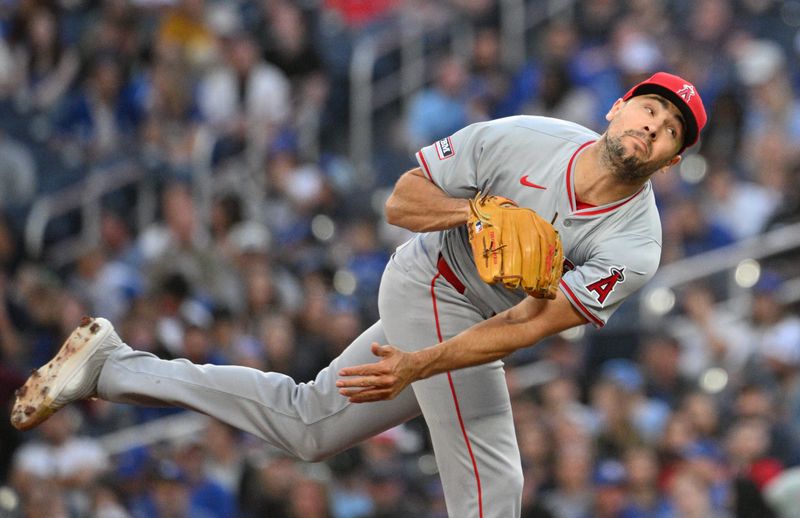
xmin=430 ymin=272 xmax=484 ymax=518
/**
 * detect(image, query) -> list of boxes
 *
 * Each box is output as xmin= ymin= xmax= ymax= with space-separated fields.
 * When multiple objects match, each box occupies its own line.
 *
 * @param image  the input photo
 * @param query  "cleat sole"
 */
xmin=11 ymin=317 xmax=112 ymax=431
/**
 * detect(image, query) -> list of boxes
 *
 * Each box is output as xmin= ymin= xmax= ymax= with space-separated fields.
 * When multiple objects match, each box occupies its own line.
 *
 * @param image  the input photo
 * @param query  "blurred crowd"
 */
xmin=0 ymin=0 xmax=799 ymax=517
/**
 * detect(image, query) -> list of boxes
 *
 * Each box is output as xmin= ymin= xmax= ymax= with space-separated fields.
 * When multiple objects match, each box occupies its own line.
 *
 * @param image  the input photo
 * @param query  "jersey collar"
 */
xmin=565 ymin=140 xmax=650 ymax=218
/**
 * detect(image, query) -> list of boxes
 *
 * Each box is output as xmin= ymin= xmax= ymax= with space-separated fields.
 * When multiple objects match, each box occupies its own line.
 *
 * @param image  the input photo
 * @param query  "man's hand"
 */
xmin=337 ymin=343 xmax=418 ymax=403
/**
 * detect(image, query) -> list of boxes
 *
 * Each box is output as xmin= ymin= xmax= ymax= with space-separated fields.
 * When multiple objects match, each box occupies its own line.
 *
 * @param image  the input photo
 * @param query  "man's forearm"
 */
xmin=336 ymin=268 xmax=587 ymax=403
xmin=413 ymin=315 xmax=537 ymax=379
xmin=411 ymin=294 xmax=586 ymax=380
xmin=385 ymin=168 xmax=471 ymax=232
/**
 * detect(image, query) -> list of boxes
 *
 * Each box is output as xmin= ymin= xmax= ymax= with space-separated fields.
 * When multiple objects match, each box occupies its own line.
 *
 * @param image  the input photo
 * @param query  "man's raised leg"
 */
xmin=13 ymin=317 xmax=421 ymax=462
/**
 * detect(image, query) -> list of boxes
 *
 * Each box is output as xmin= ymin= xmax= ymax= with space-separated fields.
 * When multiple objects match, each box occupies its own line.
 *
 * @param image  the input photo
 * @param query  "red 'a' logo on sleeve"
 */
xmin=586 ymin=267 xmax=625 ymax=304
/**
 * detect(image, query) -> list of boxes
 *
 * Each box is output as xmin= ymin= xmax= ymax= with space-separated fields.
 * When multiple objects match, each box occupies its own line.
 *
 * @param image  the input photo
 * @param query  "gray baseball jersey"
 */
xmin=91 ymin=115 xmax=664 ymax=518
xmin=416 ymin=115 xmax=662 ymax=327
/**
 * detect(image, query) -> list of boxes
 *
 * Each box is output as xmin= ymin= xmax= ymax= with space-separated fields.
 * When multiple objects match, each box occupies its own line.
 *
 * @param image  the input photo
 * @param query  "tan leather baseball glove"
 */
xmin=467 ymin=192 xmax=564 ymax=299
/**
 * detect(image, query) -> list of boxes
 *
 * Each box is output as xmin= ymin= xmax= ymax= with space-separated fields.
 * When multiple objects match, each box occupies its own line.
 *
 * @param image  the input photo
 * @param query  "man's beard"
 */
xmin=602 ymin=132 xmax=671 ymax=183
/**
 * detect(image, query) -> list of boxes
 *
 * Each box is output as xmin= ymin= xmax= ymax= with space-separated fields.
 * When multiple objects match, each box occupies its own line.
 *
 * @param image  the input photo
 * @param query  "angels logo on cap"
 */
xmin=623 ymin=72 xmax=707 ymax=153
xmin=676 ymin=84 xmax=695 ymax=103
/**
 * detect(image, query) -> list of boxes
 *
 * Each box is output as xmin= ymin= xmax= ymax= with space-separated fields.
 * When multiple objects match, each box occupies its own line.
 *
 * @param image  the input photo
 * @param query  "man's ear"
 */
xmin=605 ymin=98 xmax=625 ymax=121
xmin=660 ymin=155 xmax=682 ymax=173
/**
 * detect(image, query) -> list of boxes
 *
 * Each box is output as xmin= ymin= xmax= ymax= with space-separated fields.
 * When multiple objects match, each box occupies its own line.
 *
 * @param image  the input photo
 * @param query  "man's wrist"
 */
xmin=411 ymin=345 xmax=442 ymax=381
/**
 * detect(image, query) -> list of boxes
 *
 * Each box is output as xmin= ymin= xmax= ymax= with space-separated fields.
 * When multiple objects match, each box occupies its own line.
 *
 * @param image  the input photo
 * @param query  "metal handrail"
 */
xmin=500 ymin=0 xmax=526 ymax=69
xmin=349 ymin=14 xmax=463 ymax=183
xmin=99 ymin=412 xmax=209 ymax=456
xmin=640 ymin=220 xmax=800 ymax=323
xmin=24 ymin=163 xmax=156 ymax=266
xmin=648 ymin=221 xmax=800 ymax=289
xmin=349 ymin=35 xmax=379 ymax=184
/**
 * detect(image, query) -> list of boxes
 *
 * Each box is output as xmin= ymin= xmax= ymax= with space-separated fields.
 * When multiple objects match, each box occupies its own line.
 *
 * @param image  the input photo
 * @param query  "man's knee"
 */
xmin=293 ymin=432 xmax=340 ymax=463
xmin=502 ymin=465 xmax=525 ymax=496
xmin=481 ymin=465 xmax=524 ymax=518
xmin=447 ymin=466 xmax=524 ymax=518
xmin=295 ymin=447 xmax=331 ymax=463
xmin=491 ymin=462 xmax=524 ymax=497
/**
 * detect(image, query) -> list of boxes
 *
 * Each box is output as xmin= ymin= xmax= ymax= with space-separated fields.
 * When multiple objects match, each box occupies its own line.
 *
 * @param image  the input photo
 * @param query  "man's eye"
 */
xmin=646 ymin=107 xmax=654 ymax=114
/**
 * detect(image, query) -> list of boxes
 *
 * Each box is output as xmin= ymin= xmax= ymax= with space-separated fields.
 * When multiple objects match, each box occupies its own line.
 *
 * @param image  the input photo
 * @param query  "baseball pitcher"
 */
xmin=12 ymin=72 xmax=706 ymax=518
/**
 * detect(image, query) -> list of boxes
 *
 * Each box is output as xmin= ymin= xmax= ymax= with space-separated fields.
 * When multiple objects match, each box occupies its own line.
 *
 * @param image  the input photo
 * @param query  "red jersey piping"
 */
xmin=559 ymin=279 xmax=605 ymax=328
xmin=417 ymin=150 xmax=435 ymax=183
xmin=565 ymin=141 xmax=593 ymax=212
xmin=565 ymin=141 xmax=648 ymax=217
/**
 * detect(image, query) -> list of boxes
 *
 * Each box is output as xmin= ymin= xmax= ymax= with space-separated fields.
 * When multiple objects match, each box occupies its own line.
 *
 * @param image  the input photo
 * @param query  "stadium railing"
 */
xmin=639 ymin=220 xmax=800 ymax=328
xmin=24 ymin=161 xmax=157 ymax=267
xmin=348 ymin=0 xmax=579 ymax=183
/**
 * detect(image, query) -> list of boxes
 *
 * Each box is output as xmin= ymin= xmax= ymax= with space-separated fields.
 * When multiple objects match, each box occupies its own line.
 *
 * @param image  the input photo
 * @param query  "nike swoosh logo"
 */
xmin=520 ymin=175 xmax=547 ymax=190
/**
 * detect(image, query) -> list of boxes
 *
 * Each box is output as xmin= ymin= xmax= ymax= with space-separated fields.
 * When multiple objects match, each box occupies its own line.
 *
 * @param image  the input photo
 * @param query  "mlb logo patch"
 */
xmin=474 ymin=220 xmax=483 ymax=232
xmin=435 ymin=137 xmax=455 ymax=160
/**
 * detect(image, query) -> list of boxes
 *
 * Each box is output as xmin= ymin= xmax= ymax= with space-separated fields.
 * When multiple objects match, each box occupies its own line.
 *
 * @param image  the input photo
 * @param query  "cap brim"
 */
xmin=629 ymin=84 xmax=698 ymax=152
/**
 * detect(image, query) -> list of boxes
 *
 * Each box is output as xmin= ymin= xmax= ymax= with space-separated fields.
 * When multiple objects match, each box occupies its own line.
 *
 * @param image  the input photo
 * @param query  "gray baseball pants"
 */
xmin=98 ymin=252 xmax=523 ymax=517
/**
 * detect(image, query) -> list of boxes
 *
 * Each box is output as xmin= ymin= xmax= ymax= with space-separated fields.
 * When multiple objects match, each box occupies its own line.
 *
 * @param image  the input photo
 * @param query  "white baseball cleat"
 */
xmin=10 ymin=316 xmax=122 ymax=431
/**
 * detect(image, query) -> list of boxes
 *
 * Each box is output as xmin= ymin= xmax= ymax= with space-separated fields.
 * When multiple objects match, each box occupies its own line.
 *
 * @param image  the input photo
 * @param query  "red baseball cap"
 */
xmin=622 ymin=72 xmax=707 ymax=153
